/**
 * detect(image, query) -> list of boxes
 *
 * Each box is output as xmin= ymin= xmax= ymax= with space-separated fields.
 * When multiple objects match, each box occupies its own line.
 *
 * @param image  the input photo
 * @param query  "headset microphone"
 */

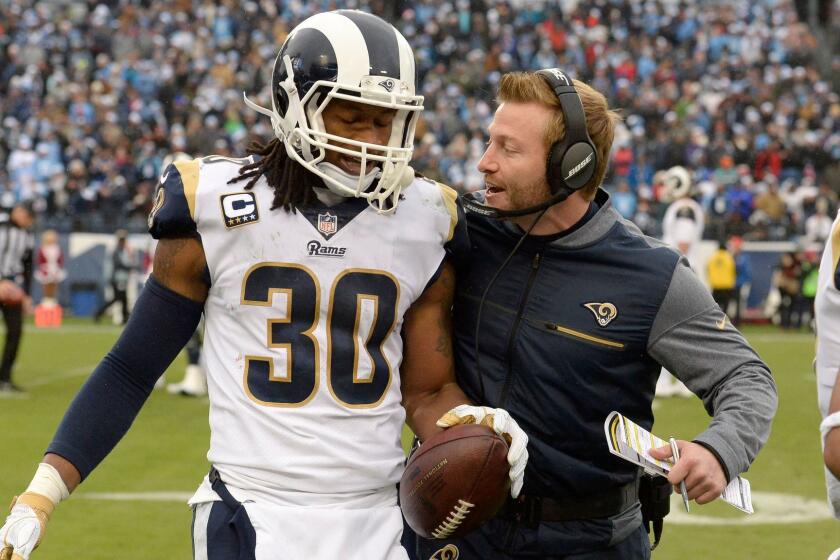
xmin=461 ymin=188 xmax=572 ymax=219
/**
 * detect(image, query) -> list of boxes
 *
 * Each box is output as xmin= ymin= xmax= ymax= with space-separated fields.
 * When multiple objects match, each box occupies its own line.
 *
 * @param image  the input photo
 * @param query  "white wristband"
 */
xmin=24 ymin=463 xmax=70 ymax=506
xmin=821 ymin=411 xmax=840 ymax=444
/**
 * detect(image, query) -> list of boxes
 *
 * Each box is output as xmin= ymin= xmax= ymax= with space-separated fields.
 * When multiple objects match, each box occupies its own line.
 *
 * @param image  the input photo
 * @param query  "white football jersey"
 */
xmin=815 ymin=210 xmax=840 ymax=519
xmin=816 ymin=209 xmax=840 ymax=405
xmin=150 ymin=155 xmax=463 ymax=503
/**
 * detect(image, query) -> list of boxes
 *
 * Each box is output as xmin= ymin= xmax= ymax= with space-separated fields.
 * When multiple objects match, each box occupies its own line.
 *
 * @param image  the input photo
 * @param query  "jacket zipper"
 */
xmin=498 ymin=251 xmax=541 ymax=407
xmin=543 ymin=322 xmax=626 ymax=349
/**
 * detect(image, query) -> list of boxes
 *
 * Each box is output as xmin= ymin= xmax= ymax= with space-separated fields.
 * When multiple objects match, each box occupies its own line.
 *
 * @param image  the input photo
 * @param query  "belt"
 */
xmin=498 ymin=479 xmax=639 ymax=525
xmin=208 ymin=468 xmax=258 ymax=560
xmin=208 ymin=467 xmax=240 ymax=509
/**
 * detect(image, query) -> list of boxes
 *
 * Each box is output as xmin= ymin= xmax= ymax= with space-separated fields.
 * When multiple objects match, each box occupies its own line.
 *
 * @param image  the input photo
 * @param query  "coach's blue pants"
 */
xmin=402 ymin=503 xmax=650 ymax=560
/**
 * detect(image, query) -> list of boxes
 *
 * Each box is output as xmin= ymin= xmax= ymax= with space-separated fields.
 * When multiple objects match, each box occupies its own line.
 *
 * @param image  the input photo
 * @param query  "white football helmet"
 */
xmin=659 ymin=165 xmax=693 ymax=203
xmin=244 ymin=10 xmax=423 ymax=213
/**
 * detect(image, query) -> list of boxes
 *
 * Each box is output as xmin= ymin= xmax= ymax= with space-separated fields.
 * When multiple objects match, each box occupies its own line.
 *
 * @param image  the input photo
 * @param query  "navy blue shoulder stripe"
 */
xmin=148 ymin=163 xmax=197 ymax=239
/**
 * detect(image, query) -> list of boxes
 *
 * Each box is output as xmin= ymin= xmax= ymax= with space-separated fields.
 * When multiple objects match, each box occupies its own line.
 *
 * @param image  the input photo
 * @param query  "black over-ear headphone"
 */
xmin=538 ymin=68 xmax=598 ymax=196
xmin=462 ymin=68 xmax=598 ymax=219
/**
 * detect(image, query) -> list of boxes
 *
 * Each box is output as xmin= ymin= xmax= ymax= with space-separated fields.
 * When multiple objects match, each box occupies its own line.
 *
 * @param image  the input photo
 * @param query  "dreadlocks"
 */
xmin=227 ymin=138 xmax=321 ymax=212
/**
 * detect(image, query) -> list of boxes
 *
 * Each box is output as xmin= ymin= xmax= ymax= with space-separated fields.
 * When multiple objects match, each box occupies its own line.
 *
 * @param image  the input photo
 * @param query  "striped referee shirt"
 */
xmin=0 ymin=214 xmax=34 ymax=293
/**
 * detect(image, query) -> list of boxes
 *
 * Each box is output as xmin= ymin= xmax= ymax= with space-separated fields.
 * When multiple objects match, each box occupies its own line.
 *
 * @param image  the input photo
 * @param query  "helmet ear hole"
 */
xmin=275 ymin=88 xmax=289 ymax=116
xmin=272 ymin=51 xmax=293 ymax=118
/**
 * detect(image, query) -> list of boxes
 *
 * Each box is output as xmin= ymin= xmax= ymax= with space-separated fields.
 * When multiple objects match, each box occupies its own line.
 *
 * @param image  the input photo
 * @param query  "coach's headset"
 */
xmin=462 ymin=68 xmax=598 ymax=219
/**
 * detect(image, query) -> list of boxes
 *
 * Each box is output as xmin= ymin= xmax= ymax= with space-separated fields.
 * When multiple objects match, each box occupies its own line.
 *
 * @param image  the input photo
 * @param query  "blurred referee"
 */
xmin=0 ymin=204 xmax=34 ymax=395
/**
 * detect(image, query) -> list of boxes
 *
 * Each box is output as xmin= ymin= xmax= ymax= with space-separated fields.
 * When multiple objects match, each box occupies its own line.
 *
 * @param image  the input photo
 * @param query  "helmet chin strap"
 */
xmin=316 ymin=161 xmax=379 ymax=193
xmin=314 ymin=162 xmax=414 ymax=212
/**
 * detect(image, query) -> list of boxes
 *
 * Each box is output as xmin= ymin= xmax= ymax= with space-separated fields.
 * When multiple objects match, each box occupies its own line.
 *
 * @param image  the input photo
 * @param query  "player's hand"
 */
xmin=0 ymin=493 xmax=54 ymax=560
xmin=649 ymin=440 xmax=727 ymax=504
xmin=436 ymin=404 xmax=529 ymax=498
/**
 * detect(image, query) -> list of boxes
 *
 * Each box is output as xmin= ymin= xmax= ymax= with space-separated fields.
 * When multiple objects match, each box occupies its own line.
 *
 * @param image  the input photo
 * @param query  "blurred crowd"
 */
xmin=0 ymin=0 xmax=838 ymax=241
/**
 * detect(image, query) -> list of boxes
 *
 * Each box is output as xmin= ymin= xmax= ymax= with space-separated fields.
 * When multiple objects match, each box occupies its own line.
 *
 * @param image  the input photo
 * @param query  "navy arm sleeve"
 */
xmin=46 ymin=276 xmax=203 ymax=480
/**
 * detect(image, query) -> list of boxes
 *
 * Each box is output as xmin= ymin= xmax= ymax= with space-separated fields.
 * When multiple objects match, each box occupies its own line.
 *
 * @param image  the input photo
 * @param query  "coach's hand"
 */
xmin=649 ymin=440 xmax=727 ymax=504
xmin=0 ymin=493 xmax=53 ymax=560
xmin=436 ymin=404 xmax=529 ymax=498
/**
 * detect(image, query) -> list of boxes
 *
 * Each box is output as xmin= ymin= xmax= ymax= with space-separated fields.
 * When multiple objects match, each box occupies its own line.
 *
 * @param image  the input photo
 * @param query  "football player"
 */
xmin=165 ymin=319 xmax=207 ymax=397
xmin=816 ymin=207 xmax=840 ymax=524
xmin=0 ymin=11 xmax=527 ymax=560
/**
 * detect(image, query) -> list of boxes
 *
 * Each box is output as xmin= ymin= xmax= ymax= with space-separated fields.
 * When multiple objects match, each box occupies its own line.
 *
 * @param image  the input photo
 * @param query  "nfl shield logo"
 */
xmin=317 ymin=213 xmax=337 ymax=236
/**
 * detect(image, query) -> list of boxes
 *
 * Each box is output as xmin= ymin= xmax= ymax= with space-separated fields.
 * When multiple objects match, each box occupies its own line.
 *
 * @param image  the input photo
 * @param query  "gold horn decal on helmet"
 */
xmin=583 ymin=302 xmax=618 ymax=327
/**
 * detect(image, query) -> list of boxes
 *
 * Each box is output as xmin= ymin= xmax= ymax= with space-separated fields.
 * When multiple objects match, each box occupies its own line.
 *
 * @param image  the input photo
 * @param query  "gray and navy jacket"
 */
xmin=453 ymin=189 xmax=778 ymax=502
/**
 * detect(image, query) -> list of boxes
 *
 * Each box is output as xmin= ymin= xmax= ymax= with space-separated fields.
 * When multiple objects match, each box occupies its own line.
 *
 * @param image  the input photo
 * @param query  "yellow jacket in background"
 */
xmin=707 ymin=249 xmax=736 ymax=290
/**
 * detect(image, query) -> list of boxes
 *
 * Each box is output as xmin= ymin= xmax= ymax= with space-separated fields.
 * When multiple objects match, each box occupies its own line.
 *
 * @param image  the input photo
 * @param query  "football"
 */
xmin=400 ymin=424 xmax=510 ymax=540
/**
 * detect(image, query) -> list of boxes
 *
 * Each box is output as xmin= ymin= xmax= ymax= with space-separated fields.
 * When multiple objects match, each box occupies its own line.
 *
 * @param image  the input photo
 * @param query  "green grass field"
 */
xmin=0 ymin=321 xmax=838 ymax=558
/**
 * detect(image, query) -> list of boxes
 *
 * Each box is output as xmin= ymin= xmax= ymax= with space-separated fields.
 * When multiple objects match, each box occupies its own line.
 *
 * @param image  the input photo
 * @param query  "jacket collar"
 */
xmin=548 ymin=188 xmax=621 ymax=249
xmin=489 ymin=188 xmax=621 ymax=249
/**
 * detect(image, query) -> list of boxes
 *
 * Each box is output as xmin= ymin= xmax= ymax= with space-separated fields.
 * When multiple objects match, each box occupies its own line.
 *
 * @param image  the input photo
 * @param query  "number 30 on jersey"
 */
xmin=241 ymin=263 xmax=399 ymax=409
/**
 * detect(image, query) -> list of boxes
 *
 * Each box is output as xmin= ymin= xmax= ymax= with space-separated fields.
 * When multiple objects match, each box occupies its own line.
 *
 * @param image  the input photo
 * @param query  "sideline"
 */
xmin=76 ymin=492 xmax=193 ymax=503
xmin=23 ymin=325 xmax=123 ymax=334
xmin=71 ymin=490 xmax=834 ymax=526
xmin=0 ymin=325 xmax=123 ymax=335
xmin=744 ymin=332 xmax=813 ymax=343
xmin=666 ymin=491 xmax=832 ymax=525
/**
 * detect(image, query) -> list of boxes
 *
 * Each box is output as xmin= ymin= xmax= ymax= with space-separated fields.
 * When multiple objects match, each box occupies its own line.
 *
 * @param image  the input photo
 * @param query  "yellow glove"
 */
xmin=0 ymin=464 xmax=68 ymax=560
xmin=0 ymin=493 xmax=53 ymax=560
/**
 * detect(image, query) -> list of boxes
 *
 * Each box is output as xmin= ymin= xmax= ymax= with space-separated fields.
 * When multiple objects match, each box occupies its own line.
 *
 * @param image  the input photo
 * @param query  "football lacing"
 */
xmin=431 ymin=499 xmax=475 ymax=539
